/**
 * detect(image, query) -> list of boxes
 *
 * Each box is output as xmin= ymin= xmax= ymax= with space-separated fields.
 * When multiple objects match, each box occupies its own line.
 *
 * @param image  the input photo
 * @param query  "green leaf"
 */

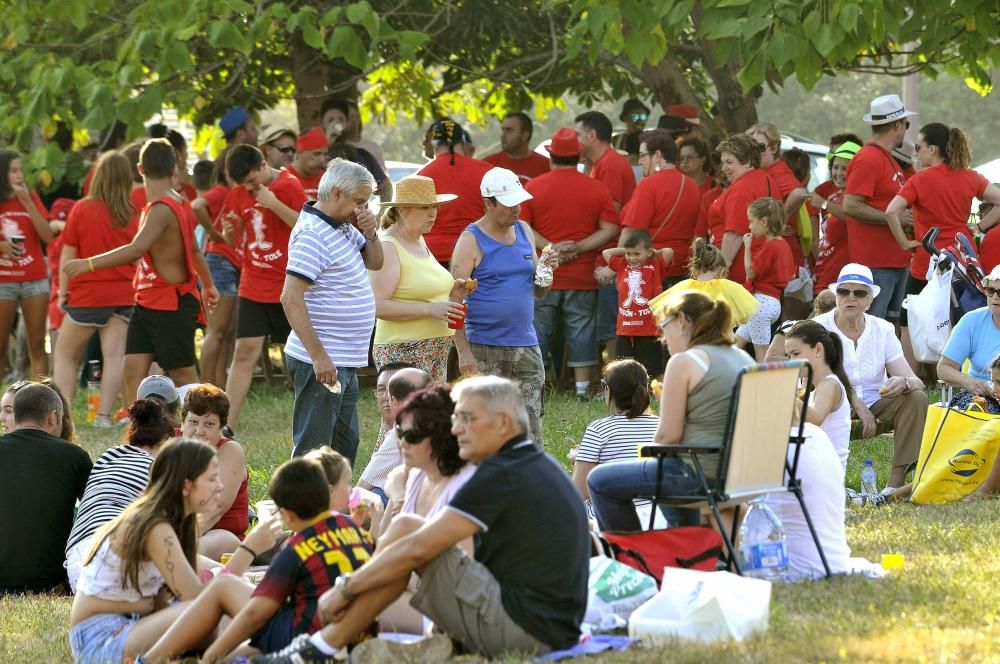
xmin=737 ymin=47 xmax=766 ymax=90
xmin=176 ymin=24 xmax=199 ymax=41
xmin=839 ymin=3 xmax=860 ymax=33
xmin=326 ymin=26 xmax=367 ymax=69
xmin=164 ymin=41 xmax=191 ymax=72
xmin=813 ymin=24 xmax=840 ymax=58
xmin=66 ymin=2 xmax=88 ymax=30
xmin=208 ymin=20 xmax=250 ymax=53
xmin=803 ymin=10 xmax=821 ymax=35
xmin=301 ymin=24 xmax=324 ymax=49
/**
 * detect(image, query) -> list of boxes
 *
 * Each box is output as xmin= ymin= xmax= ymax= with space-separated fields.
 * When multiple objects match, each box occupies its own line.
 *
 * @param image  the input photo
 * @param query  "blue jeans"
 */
xmin=533 ymin=289 xmax=598 ymax=367
xmin=288 ymin=356 xmax=360 ymax=463
xmin=869 ymin=267 xmax=907 ymax=320
xmin=588 ymin=457 xmax=704 ymax=531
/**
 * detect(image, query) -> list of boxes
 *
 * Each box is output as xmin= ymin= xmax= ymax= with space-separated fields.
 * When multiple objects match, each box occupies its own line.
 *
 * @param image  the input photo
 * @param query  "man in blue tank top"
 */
xmin=450 ymin=168 xmax=561 ymax=442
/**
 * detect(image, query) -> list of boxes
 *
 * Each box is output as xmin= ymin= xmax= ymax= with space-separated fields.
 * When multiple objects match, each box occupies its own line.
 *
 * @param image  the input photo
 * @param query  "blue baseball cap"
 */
xmin=219 ymin=106 xmax=250 ymax=137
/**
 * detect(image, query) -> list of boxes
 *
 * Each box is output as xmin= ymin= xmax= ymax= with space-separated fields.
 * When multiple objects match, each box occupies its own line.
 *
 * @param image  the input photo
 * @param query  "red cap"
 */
xmin=544 ymin=127 xmax=582 ymax=157
xmin=49 ymin=198 xmax=76 ymax=221
xmin=296 ymin=127 xmax=328 ymax=152
xmin=666 ymin=104 xmax=701 ymax=124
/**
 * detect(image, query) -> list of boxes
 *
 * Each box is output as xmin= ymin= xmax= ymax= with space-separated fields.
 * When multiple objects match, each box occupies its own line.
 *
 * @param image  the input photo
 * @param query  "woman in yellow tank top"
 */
xmin=371 ymin=176 xmax=472 ymax=383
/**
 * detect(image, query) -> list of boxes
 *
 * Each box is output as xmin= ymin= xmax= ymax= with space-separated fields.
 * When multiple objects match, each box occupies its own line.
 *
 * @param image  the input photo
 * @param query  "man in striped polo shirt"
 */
xmin=281 ymin=159 xmax=382 ymax=462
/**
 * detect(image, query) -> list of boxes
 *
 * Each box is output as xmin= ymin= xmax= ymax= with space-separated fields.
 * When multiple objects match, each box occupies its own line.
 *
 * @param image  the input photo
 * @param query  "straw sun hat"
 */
xmin=379 ymin=175 xmax=457 ymax=208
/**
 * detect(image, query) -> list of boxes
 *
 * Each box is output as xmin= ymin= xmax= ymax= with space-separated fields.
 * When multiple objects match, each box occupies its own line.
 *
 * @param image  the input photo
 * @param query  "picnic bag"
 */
xmin=910 ymin=402 xmax=1000 ymax=504
xmin=596 ymin=527 xmax=724 ymax=584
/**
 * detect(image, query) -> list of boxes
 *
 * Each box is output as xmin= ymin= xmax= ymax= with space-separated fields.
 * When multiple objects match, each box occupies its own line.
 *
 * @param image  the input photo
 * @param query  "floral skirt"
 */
xmin=372 ymin=336 xmax=453 ymax=448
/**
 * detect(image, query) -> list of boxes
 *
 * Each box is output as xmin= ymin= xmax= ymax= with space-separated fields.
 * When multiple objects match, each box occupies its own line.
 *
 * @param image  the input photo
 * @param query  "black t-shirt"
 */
xmin=0 ymin=429 xmax=92 ymax=592
xmin=448 ymin=434 xmax=589 ymax=649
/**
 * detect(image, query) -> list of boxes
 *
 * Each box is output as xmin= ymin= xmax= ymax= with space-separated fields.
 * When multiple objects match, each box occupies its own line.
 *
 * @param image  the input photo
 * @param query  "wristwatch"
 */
xmin=335 ymin=573 xmax=355 ymax=601
xmin=902 ymin=377 xmax=910 ymax=391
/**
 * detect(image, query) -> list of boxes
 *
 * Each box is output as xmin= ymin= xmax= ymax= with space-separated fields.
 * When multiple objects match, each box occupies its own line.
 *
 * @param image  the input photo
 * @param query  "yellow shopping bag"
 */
xmin=910 ymin=403 xmax=1000 ymax=504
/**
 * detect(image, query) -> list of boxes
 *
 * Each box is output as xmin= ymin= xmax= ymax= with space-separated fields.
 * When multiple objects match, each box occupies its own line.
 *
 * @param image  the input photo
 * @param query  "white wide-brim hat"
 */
xmin=828 ymin=263 xmax=881 ymax=299
xmin=863 ymin=94 xmax=917 ymax=125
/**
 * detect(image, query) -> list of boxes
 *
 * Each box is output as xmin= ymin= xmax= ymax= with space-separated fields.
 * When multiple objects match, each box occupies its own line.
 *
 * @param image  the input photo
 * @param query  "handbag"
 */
xmin=902 ymin=254 xmax=952 ymax=362
xmin=595 ymin=526 xmax=723 ymax=585
xmin=910 ymin=401 xmax=1000 ymax=504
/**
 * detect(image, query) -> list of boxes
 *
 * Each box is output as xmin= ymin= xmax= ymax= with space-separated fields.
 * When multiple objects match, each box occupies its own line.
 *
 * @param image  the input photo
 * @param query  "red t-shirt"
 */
xmin=718 ymin=169 xmax=777 ymax=285
xmin=227 ymin=169 xmax=308 ymax=303
xmin=980 ymin=229 xmax=1000 ymax=275
xmin=180 ymin=182 xmax=197 ymax=201
xmin=814 ymin=180 xmax=837 ymax=201
xmin=609 ymin=254 xmax=663 ymax=336
xmin=286 ymin=165 xmax=323 ymax=200
xmin=48 ymin=225 xmax=70 ymax=330
xmin=697 ymin=177 xmax=716 ymax=198
xmin=483 ymin=151 xmax=551 ymax=183
xmin=844 ymin=142 xmax=911 ymax=269
xmin=898 ymin=164 xmax=988 ymax=278
xmin=620 ymin=169 xmax=701 ymax=277
xmin=419 ymin=153 xmax=494 ymax=262
xmin=767 ymin=160 xmax=806 ymax=268
xmin=134 ymin=195 xmax=201 ymax=311
xmin=131 ymin=187 xmax=147 ymax=211
xmin=62 ymin=199 xmax=139 ymax=307
xmin=591 ymin=147 xmax=636 ymax=208
xmin=814 ymin=193 xmax=850 ymax=294
xmin=521 ymin=169 xmax=617 ymax=290
xmin=702 ymin=185 xmax=724 ymax=243
xmin=746 ymin=236 xmax=794 ymax=299
xmin=203 ymin=184 xmax=241 ymax=267
xmin=0 ymin=192 xmax=50 ymax=283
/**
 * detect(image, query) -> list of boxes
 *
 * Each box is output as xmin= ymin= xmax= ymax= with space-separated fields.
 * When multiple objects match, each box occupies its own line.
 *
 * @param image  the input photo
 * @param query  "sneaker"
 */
xmin=249 ymin=634 xmax=346 ymax=663
xmin=868 ymin=487 xmax=897 ymax=507
xmin=350 ymin=635 xmax=453 ymax=664
xmin=114 ymin=406 xmax=130 ymax=426
xmin=93 ymin=415 xmax=113 ymax=428
xmin=845 ymin=488 xmax=863 ymax=506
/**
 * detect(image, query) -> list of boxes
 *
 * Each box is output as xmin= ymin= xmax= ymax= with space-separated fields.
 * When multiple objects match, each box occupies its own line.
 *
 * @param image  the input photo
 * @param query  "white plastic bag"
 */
xmin=584 ymin=557 xmax=658 ymax=629
xmin=783 ymin=266 xmax=815 ymax=303
xmin=628 ymin=568 xmax=771 ymax=643
xmin=902 ymin=256 xmax=952 ymax=362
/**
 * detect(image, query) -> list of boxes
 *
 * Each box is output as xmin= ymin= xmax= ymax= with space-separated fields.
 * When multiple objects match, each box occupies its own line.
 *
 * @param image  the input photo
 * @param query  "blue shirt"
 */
xmin=284 ymin=203 xmax=375 ymax=367
xmin=942 ymin=307 xmax=1000 ymax=381
xmin=464 ymin=222 xmax=538 ymax=347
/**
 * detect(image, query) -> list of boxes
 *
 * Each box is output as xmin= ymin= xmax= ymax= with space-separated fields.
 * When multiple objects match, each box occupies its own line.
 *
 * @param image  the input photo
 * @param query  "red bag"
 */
xmin=597 ymin=527 xmax=723 ymax=584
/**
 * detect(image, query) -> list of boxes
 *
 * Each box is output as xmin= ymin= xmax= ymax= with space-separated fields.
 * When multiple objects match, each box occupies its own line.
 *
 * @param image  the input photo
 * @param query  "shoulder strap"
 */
xmin=652 ymin=172 xmax=686 ymax=241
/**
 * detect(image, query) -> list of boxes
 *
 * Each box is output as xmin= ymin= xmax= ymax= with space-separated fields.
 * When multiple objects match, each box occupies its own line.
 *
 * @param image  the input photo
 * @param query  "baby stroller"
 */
xmin=921 ymin=227 xmax=986 ymax=325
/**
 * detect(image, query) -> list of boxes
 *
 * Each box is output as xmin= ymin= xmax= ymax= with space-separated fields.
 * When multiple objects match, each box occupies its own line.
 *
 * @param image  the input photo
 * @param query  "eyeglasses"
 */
xmin=8 ymin=380 xmax=29 ymax=393
xmin=394 ymin=425 xmax=426 ymax=444
xmin=270 ymin=145 xmax=296 ymax=155
xmin=657 ymin=314 xmax=676 ymax=329
xmin=835 ymin=287 xmax=870 ymax=299
xmin=629 ymin=113 xmax=649 ymax=122
xmin=985 ymin=286 xmax=1000 ymax=298
xmin=450 ymin=412 xmax=481 ymax=426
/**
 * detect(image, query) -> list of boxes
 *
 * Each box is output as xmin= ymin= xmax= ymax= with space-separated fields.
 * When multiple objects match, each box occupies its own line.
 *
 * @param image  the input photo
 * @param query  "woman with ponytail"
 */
xmin=588 ymin=291 xmax=754 ymax=531
xmin=571 ymin=359 xmax=659 ymax=518
xmin=886 ymin=123 xmax=1000 ymax=350
xmin=783 ymin=320 xmax=854 ymax=468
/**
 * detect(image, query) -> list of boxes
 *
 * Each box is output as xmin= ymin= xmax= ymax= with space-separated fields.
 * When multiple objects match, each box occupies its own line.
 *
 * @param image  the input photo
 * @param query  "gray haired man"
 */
xmin=281 ymin=159 xmax=383 ymax=462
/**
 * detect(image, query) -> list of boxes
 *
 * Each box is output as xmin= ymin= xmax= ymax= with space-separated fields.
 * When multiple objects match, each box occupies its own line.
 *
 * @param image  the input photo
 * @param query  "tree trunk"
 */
xmin=640 ymin=57 xmax=729 ymax=146
xmin=691 ymin=4 xmax=759 ymax=136
xmin=289 ymin=35 xmax=359 ymax=130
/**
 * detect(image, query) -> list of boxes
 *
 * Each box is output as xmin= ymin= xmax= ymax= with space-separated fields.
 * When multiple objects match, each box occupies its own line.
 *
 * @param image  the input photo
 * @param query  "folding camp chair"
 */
xmin=640 ymin=359 xmax=832 ymax=578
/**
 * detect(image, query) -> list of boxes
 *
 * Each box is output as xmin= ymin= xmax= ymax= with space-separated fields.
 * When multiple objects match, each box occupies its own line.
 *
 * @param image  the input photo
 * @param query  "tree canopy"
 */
xmin=3 ymin=0 xmax=999 ymax=177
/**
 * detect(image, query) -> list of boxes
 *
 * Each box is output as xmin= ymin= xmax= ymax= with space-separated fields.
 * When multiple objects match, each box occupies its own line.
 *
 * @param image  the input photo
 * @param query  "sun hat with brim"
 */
xmin=378 ymin=175 xmax=457 ymax=207
xmin=985 ymin=265 xmax=1000 ymax=284
xmin=828 ymin=263 xmax=881 ymax=299
xmin=891 ymin=138 xmax=916 ymax=166
xmin=863 ymin=94 xmax=917 ymax=125
xmin=827 ymin=141 xmax=862 ymax=161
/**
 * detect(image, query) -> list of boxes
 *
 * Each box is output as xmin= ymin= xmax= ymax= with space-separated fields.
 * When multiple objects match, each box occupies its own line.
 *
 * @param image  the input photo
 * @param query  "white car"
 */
xmin=368 ymin=160 xmax=424 ymax=213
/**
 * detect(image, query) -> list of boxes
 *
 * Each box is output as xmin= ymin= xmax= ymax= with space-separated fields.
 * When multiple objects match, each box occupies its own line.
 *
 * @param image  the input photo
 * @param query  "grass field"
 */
xmin=3 ymin=381 xmax=1000 ymax=663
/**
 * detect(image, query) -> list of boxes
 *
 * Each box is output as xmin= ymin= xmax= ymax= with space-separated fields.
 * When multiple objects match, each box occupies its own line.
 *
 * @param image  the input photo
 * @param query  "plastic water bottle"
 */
xmin=860 ymin=459 xmax=878 ymax=499
xmin=739 ymin=499 xmax=789 ymax=582
xmin=86 ymin=359 xmax=102 ymax=425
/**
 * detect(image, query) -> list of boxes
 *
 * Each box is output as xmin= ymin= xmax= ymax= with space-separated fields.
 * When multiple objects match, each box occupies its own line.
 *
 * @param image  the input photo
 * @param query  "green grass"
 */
xmin=3 ymin=383 xmax=1000 ymax=662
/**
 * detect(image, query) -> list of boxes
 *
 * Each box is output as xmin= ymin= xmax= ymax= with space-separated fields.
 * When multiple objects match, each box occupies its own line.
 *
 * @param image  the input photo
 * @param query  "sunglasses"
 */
xmin=273 ymin=146 xmax=296 ymax=155
xmin=630 ymin=113 xmax=649 ymax=122
xmin=8 ymin=380 xmax=29 ymax=393
xmin=835 ymin=287 xmax=870 ymax=299
xmin=600 ymin=379 xmax=609 ymax=391
xmin=394 ymin=424 xmax=426 ymax=444
xmin=985 ymin=286 xmax=1000 ymax=298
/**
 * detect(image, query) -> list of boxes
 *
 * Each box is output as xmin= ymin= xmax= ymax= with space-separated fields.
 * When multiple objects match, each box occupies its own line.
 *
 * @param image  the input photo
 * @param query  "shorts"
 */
xmin=533 ymin=289 xmax=598 ymax=367
xmin=868 ymin=267 xmax=908 ymax=320
xmin=64 ymin=537 xmax=92 ymax=594
xmin=469 ymin=343 xmax=544 ymax=443
xmin=63 ymin=305 xmax=133 ymax=327
xmin=595 ymin=283 xmax=618 ymax=342
xmin=0 ymin=277 xmax=49 ymax=301
xmin=249 ymin=604 xmax=295 ymax=653
xmin=69 ymin=612 xmax=140 ymax=664
xmin=125 ymin=293 xmax=199 ymax=369
xmin=237 ymin=297 xmax=291 ymax=342
xmin=736 ymin=293 xmax=781 ymax=345
xmin=207 ymin=253 xmax=240 ymax=297
xmin=898 ymin=273 xmax=926 ymax=327
xmin=411 ymin=547 xmax=550 ymax=658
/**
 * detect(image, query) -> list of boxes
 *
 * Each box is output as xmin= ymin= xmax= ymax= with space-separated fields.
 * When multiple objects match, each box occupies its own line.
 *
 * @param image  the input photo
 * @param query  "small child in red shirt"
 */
xmin=603 ymin=230 xmax=674 ymax=378
xmin=736 ymin=197 xmax=795 ymax=360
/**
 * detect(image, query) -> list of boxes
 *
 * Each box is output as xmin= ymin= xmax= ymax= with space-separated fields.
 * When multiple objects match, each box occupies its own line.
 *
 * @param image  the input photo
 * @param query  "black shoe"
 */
xmin=249 ymin=634 xmax=345 ymax=663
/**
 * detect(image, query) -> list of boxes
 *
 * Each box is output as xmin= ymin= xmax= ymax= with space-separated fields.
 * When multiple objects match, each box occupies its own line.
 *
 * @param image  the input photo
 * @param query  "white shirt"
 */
xmin=359 ymin=428 xmax=401 ymax=489
xmin=809 ymin=375 xmax=851 ymax=469
xmin=813 ymin=310 xmax=903 ymax=407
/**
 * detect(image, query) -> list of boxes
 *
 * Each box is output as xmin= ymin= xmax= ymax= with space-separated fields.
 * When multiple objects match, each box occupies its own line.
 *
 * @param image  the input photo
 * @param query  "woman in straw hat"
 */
xmin=370 ymin=175 xmax=473 ymax=384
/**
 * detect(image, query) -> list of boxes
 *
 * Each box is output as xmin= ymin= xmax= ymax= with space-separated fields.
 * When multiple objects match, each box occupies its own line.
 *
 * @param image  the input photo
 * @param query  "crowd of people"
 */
xmin=1 ymin=91 xmax=1000 ymax=662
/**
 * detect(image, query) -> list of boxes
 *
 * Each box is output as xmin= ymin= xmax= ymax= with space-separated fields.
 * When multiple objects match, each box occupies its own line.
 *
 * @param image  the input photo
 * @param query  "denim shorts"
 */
xmin=0 ymin=277 xmax=49 ymax=301
xmin=868 ymin=267 xmax=908 ymax=320
xmin=207 ymin=253 xmax=240 ymax=297
xmin=595 ymin=282 xmax=618 ymax=342
xmin=533 ymin=289 xmax=598 ymax=367
xmin=63 ymin=305 xmax=133 ymax=327
xmin=69 ymin=612 xmax=140 ymax=664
